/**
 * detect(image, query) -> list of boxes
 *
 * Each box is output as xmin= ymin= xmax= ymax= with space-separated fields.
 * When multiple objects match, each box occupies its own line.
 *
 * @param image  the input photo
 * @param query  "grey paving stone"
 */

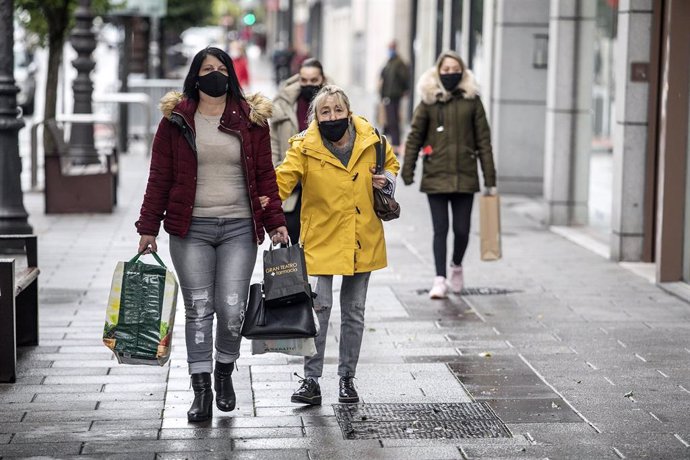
xmin=17 ymin=367 xmax=110 ymax=376
xmin=164 ymin=404 xmax=253 ymax=418
xmin=82 ymin=438 xmax=234 ymax=454
xmin=0 ymin=412 xmax=25 ymax=422
xmin=233 ymin=436 xmax=374 ymax=450
xmin=51 ymin=360 xmax=118 ymax=368
xmin=0 ymin=421 xmax=91 ymax=434
xmin=29 ymin=352 xmax=112 ymax=361
xmin=98 ymin=400 xmax=165 ymax=410
xmin=156 ymin=450 xmax=309 ymax=460
xmin=23 ymin=408 xmax=162 ymax=422
xmin=254 ymin=406 xmax=336 ymax=417
xmin=161 ymin=416 xmax=303 ymax=429
xmin=34 ymin=392 xmax=165 ymax=402
xmin=29 ymin=455 xmax=157 ymax=460
xmin=301 ymin=416 xmax=339 ymax=427
xmin=44 ymin=374 xmax=166 ymax=385
xmin=159 ymin=427 xmax=303 ymax=439
xmin=0 ymin=441 xmax=82 ymax=457
xmin=108 ymin=366 xmax=170 ymax=376
xmin=0 ymin=384 xmax=103 ymax=394
xmin=103 ymin=383 xmax=168 ymax=393
xmin=91 ymin=419 xmax=163 ymax=430
xmin=11 ymin=428 xmax=160 ymax=443
xmin=467 ymin=384 xmax=558 ymax=400
xmin=486 ymin=398 xmax=584 ymax=424
xmin=0 ymin=393 xmax=36 ymax=403
xmin=460 ymin=443 xmax=620 ymax=459
xmin=0 ymin=401 xmax=97 ymax=411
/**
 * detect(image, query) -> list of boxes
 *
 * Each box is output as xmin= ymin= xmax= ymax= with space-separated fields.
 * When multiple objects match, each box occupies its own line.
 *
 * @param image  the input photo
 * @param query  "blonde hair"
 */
xmin=307 ymin=85 xmax=352 ymax=123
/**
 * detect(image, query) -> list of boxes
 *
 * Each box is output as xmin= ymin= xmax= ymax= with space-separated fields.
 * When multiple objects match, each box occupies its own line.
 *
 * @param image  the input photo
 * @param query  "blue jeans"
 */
xmin=169 ymin=217 xmax=257 ymax=374
xmin=304 ymin=273 xmax=371 ymax=378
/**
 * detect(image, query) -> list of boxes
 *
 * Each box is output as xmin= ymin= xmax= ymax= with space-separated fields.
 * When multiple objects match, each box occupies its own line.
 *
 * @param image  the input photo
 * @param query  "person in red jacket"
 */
xmin=230 ymin=40 xmax=250 ymax=89
xmin=136 ymin=47 xmax=288 ymax=423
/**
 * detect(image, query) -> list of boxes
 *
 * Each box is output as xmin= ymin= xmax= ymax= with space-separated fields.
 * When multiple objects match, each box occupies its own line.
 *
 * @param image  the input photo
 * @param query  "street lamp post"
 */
xmin=0 ymin=0 xmax=32 ymax=235
xmin=69 ymin=0 xmax=99 ymax=164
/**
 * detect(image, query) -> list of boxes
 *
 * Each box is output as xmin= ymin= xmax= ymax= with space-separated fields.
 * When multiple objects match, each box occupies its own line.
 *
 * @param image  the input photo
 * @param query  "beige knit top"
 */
xmin=192 ymin=112 xmax=251 ymax=218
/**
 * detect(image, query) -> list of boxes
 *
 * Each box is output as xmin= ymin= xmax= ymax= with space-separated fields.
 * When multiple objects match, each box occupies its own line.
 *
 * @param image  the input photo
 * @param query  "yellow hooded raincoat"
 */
xmin=276 ymin=116 xmax=400 ymax=275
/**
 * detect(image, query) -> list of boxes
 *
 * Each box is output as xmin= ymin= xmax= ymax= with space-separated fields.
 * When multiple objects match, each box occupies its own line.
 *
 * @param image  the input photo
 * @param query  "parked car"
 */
xmin=14 ymin=45 xmax=36 ymax=116
xmin=180 ymin=26 xmax=225 ymax=57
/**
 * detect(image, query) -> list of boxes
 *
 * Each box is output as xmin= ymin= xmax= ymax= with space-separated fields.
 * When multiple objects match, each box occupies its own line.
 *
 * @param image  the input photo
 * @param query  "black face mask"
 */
xmin=299 ymin=85 xmax=320 ymax=101
xmin=318 ymin=118 xmax=349 ymax=142
xmin=198 ymin=71 xmax=228 ymax=97
xmin=440 ymin=72 xmax=463 ymax=91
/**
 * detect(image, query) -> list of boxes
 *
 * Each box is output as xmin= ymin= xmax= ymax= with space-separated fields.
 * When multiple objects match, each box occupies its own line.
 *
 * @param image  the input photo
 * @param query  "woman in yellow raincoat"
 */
xmin=268 ymin=85 xmax=399 ymax=405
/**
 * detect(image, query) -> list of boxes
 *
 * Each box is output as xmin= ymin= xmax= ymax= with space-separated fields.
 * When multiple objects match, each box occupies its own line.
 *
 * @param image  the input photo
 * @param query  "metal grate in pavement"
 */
xmin=332 ymin=402 xmax=512 ymax=440
xmin=461 ymin=287 xmax=520 ymax=296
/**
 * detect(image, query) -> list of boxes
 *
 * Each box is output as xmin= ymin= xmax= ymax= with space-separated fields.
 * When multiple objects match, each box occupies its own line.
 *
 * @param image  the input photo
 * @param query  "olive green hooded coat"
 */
xmin=402 ymin=51 xmax=496 ymax=193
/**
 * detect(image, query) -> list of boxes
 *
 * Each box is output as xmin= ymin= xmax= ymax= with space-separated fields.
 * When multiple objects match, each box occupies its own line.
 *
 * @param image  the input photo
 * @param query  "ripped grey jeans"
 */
xmin=169 ymin=217 xmax=257 ymax=375
xmin=305 ymin=272 xmax=371 ymax=379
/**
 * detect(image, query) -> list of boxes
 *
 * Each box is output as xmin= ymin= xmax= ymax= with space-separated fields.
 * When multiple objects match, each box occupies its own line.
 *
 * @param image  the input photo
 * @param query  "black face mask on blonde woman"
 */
xmin=318 ymin=118 xmax=349 ymax=142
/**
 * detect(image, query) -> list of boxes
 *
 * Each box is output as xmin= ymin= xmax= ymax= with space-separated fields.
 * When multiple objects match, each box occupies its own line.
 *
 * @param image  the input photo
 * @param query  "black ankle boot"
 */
xmin=187 ymin=373 xmax=213 ymax=422
xmin=339 ymin=375 xmax=359 ymax=403
xmin=214 ymin=361 xmax=236 ymax=412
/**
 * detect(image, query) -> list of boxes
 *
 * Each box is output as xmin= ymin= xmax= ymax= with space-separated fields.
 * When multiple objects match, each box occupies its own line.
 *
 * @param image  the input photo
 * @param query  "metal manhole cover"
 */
xmin=461 ymin=287 xmax=519 ymax=296
xmin=332 ymin=402 xmax=512 ymax=440
xmin=415 ymin=287 xmax=520 ymax=296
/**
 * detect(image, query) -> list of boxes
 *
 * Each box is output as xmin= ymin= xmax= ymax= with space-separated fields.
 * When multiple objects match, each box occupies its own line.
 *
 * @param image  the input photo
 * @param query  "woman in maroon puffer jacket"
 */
xmin=136 ymin=47 xmax=288 ymax=423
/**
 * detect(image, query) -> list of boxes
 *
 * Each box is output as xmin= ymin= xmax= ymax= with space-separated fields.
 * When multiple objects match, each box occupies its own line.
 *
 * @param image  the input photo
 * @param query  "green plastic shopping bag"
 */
xmin=103 ymin=251 xmax=178 ymax=365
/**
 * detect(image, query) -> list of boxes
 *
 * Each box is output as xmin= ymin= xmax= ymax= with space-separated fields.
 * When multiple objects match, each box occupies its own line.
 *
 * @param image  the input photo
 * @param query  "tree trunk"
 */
xmin=43 ymin=1 xmax=71 ymax=155
xmin=43 ymin=35 xmax=65 ymax=155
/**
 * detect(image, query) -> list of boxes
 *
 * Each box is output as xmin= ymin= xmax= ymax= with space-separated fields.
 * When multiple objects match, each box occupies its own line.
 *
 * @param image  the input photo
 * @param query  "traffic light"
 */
xmin=242 ymin=12 xmax=256 ymax=26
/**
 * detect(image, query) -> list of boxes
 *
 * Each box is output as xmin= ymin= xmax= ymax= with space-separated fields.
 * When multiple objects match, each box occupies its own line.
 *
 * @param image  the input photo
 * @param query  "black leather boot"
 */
xmin=339 ymin=375 xmax=359 ymax=403
xmin=187 ymin=373 xmax=213 ymax=422
xmin=214 ymin=361 xmax=236 ymax=412
xmin=291 ymin=374 xmax=322 ymax=405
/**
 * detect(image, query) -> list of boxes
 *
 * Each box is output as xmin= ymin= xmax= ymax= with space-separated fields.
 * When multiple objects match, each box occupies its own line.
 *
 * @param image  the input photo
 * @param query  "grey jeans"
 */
xmin=304 ymin=272 xmax=371 ymax=379
xmin=169 ymin=217 xmax=257 ymax=375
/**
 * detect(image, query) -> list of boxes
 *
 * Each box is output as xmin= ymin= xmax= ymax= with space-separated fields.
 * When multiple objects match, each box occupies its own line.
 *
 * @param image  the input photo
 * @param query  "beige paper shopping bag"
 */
xmin=479 ymin=194 xmax=502 ymax=261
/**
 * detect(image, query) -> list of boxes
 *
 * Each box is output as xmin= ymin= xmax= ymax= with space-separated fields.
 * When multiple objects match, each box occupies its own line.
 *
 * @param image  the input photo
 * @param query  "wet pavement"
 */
xmin=1 ymin=140 xmax=689 ymax=459
xmin=2 ymin=59 xmax=690 ymax=459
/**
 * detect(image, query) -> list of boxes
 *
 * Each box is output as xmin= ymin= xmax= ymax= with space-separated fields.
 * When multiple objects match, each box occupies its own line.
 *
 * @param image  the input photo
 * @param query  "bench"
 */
xmin=43 ymin=117 xmax=119 ymax=214
xmin=0 ymin=235 xmax=39 ymax=383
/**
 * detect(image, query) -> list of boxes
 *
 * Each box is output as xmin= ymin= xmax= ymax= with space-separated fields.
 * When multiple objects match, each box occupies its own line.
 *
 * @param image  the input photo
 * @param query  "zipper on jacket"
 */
xmin=171 ymin=111 xmax=197 ymax=156
xmin=436 ymin=105 xmax=445 ymax=133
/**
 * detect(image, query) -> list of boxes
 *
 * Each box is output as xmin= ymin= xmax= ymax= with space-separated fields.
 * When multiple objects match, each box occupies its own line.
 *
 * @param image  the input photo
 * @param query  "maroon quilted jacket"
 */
xmin=135 ymin=91 xmax=286 ymax=243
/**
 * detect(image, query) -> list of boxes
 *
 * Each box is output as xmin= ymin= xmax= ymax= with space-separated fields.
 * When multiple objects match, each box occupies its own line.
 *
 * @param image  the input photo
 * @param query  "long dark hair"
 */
xmin=183 ymin=47 xmax=244 ymax=102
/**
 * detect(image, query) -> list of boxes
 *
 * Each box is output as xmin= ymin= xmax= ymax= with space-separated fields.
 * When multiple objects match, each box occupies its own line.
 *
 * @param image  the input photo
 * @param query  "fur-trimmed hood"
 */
xmin=417 ymin=50 xmax=480 ymax=105
xmin=158 ymin=91 xmax=273 ymax=126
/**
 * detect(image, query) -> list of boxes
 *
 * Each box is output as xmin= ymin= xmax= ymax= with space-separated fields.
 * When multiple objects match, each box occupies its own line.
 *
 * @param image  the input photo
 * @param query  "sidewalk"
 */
xmin=2 ymin=57 xmax=690 ymax=458
xmin=1 ymin=140 xmax=689 ymax=458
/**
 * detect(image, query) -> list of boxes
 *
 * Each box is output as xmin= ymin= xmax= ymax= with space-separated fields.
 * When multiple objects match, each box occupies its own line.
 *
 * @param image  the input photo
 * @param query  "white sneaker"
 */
xmin=448 ymin=264 xmax=464 ymax=293
xmin=429 ymin=276 xmax=448 ymax=299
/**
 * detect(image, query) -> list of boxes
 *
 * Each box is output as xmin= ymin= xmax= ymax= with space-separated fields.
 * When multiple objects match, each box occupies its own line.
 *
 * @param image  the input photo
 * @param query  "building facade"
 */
xmin=268 ymin=0 xmax=690 ymax=286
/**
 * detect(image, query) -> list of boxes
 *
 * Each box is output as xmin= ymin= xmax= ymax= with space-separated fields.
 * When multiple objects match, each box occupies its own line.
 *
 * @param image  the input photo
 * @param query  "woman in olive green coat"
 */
xmin=402 ymin=50 xmax=497 ymax=299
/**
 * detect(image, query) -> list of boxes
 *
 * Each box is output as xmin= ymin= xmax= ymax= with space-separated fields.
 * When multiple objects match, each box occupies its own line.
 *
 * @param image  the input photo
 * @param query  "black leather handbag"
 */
xmin=373 ymin=130 xmax=401 ymax=221
xmin=241 ymin=283 xmax=317 ymax=340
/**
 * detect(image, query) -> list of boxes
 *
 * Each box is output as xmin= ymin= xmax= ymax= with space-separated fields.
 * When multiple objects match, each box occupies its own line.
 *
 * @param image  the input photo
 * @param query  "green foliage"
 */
xmin=15 ymin=0 xmax=111 ymax=46
xmin=164 ymin=0 xmax=214 ymax=32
